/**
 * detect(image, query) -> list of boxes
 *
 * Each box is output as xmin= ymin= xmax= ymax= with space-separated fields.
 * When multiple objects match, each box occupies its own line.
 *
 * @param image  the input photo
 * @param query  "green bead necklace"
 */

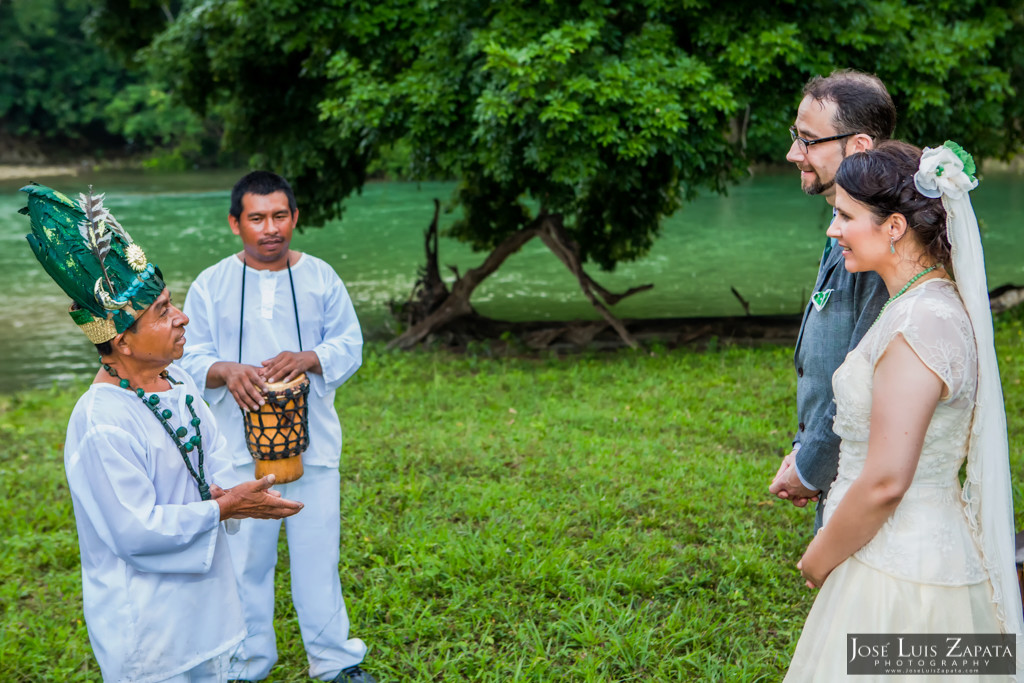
xmin=872 ymin=265 xmax=938 ymax=326
xmin=102 ymin=363 xmax=211 ymax=501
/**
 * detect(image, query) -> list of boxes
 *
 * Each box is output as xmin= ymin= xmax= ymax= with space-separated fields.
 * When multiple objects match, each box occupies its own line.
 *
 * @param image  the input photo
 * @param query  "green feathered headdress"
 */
xmin=20 ymin=183 xmax=165 ymax=344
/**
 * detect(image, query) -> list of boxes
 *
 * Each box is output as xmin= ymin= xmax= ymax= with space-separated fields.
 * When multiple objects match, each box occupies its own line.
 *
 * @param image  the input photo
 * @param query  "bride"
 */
xmin=784 ymin=140 xmax=1024 ymax=680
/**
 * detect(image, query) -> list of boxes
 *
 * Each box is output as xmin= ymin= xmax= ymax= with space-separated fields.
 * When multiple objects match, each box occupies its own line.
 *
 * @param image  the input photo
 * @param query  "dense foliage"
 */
xmin=84 ymin=0 xmax=1024 ymax=271
xmin=10 ymin=0 xmax=1024 ymax=272
xmin=0 ymin=0 xmax=217 ymax=167
xmin=0 ymin=0 xmax=127 ymax=145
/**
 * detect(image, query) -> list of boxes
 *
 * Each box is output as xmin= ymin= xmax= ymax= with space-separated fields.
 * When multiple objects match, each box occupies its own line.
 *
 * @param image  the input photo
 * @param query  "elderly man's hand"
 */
xmin=769 ymin=451 xmax=820 ymax=508
xmin=216 ymin=475 xmax=304 ymax=520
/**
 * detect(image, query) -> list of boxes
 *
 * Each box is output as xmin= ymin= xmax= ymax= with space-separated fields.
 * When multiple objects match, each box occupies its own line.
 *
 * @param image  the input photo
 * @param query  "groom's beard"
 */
xmin=804 ymin=176 xmax=835 ymax=196
xmin=803 ymin=145 xmax=846 ymax=196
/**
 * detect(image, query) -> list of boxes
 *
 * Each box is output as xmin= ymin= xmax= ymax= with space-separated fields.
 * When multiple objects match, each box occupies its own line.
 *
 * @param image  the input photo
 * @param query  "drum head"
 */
xmin=265 ymin=372 xmax=308 ymax=393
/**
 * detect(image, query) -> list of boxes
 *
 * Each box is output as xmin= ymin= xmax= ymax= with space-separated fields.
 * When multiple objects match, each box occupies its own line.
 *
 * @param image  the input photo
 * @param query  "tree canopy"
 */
xmin=88 ymin=0 xmax=1024 ymax=266
xmin=79 ymin=0 xmax=1024 ymax=344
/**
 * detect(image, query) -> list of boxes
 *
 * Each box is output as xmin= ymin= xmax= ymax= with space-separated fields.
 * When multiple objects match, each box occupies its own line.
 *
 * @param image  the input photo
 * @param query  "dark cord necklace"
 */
xmin=102 ymin=363 xmax=211 ymax=501
xmin=239 ymin=257 xmax=303 ymax=363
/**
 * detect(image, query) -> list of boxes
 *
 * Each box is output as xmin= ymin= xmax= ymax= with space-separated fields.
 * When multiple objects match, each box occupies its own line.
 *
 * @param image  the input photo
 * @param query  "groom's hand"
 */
xmin=770 ymin=451 xmax=820 ymax=507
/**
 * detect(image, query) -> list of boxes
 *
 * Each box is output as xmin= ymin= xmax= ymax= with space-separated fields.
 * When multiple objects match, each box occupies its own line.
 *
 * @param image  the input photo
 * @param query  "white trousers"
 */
xmin=157 ymin=653 xmax=229 ymax=682
xmin=225 ymin=464 xmax=367 ymax=681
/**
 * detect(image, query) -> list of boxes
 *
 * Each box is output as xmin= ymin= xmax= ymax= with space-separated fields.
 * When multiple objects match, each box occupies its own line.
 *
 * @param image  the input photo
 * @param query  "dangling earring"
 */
xmin=890 ymin=235 xmax=896 ymax=254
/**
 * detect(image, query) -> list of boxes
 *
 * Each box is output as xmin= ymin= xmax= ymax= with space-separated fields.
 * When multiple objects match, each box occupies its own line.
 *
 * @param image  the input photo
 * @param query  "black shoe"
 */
xmin=333 ymin=664 xmax=377 ymax=683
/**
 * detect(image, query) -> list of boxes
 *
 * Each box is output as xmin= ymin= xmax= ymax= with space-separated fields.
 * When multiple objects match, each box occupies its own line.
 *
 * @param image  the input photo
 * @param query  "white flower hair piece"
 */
xmin=914 ymin=140 xmax=978 ymax=200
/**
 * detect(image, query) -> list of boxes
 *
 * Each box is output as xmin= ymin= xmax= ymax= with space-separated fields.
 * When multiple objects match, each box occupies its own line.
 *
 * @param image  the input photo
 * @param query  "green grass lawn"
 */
xmin=2 ymin=314 xmax=1023 ymax=681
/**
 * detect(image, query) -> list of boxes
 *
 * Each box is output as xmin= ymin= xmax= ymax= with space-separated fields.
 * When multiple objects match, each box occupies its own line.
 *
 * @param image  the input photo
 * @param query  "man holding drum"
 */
xmin=19 ymin=183 xmax=303 ymax=682
xmin=181 ymin=171 xmax=372 ymax=683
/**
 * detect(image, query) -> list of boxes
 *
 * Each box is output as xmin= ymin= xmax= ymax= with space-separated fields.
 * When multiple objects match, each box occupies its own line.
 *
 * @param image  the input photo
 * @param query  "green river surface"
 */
xmin=1 ymin=169 xmax=1022 ymax=392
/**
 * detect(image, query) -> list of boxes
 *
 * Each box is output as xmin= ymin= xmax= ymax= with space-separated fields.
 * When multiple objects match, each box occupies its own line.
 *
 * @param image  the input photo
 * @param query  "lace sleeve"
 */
xmin=866 ymin=281 xmax=977 ymax=403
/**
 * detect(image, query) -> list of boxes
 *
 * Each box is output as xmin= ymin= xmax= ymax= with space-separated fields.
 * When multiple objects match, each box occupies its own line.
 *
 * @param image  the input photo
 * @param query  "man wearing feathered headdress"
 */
xmin=20 ymin=183 xmax=304 ymax=682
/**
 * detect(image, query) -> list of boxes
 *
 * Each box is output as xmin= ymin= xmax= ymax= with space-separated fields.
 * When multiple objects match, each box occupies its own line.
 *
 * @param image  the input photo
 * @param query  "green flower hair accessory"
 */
xmin=942 ymin=140 xmax=977 ymax=182
xmin=19 ymin=183 xmax=166 ymax=344
xmin=914 ymin=140 xmax=979 ymax=200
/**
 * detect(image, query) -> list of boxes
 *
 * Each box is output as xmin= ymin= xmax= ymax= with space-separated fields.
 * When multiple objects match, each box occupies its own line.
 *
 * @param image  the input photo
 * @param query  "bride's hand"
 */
xmin=797 ymin=545 xmax=832 ymax=589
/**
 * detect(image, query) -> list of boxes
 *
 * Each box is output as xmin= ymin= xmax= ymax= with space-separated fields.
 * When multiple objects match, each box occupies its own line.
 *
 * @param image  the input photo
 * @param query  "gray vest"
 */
xmin=794 ymin=241 xmax=889 ymax=530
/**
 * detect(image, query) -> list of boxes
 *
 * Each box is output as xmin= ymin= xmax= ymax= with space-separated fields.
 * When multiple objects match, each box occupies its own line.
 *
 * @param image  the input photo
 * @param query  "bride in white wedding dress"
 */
xmin=784 ymin=140 xmax=1024 ymax=682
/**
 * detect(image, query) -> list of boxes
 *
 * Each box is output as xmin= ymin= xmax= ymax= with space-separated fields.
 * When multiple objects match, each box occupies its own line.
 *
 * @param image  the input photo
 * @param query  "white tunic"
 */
xmin=180 ymin=254 xmax=363 ymax=472
xmin=64 ymin=368 xmax=243 ymax=683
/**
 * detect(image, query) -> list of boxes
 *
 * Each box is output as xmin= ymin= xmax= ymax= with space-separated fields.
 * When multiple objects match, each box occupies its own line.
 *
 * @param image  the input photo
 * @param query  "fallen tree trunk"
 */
xmin=534 ymin=217 xmax=646 ymax=348
xmin=388 ymin=207 xmax=655 ymax=350
xmin=388 ymin=220 xmax=541 ymax=349
xmin=990 ymin=284 xmax=1024 ymax=315
xmin=440 ymin=314 xmax=802 ymax=351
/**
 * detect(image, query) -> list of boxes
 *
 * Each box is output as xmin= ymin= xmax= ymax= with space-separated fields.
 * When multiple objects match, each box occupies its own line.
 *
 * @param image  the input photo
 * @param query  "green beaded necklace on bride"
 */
xmin=102 ymin=363 xmax=211 ymax=501
xmin=872 ymin=265 xmax=939 ymax=326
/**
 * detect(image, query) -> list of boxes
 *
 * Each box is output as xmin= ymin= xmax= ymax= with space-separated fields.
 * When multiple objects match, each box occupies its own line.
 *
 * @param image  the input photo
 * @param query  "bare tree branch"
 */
xmin=535 ymin=216 xmax=642 ymax=349
xmin=389 ymin=209 xmax=654 ymax=351
xmin=388 ymin=222 xmax=541 ymax=350
xmin=731 ymin=287 xmax=751 ymax=316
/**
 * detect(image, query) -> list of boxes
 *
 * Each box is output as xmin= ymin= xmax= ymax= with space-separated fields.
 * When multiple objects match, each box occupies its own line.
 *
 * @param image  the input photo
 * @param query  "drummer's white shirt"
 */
xmin=180 ymin=253 xmax=363 ymax=476
xmin=64 ymin=370 xmax=244 ymax=682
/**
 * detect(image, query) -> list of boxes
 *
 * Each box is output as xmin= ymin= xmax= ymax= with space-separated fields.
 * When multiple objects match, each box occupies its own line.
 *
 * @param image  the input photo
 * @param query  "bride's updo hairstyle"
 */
xmin=835 ymin=140 xmax=951 ymax=270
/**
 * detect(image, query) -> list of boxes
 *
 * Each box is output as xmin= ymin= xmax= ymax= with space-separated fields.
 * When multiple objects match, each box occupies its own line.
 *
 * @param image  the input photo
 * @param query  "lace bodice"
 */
xmin=824 ymin=279 xmax=987 ymax=585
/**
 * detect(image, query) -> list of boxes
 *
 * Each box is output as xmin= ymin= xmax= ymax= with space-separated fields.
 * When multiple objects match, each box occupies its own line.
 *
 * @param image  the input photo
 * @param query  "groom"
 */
xmin=769 ymin=70 xmax=893 ymax=530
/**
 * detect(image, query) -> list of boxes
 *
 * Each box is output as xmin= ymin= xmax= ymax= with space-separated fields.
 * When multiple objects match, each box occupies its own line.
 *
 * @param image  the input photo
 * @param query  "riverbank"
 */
xmin=0 ymin=164 xmax=81 ymax=181
xmin=4 ymin=169 xmax=1024 ymax=392
xmin=5 ymin=156 xmax=1020 ymax=184
xmin=4 ymin=327 xmax=1024 ymax=680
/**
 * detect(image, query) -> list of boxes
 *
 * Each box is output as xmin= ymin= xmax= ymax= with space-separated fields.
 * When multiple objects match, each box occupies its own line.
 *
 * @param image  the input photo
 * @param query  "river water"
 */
xmin=1 ymin=169 xmax=1022 ymax=392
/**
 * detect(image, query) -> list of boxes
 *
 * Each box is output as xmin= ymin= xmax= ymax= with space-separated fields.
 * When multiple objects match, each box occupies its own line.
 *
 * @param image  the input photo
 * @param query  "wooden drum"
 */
xmin=243 ymin=373 xmax=310 ymax=484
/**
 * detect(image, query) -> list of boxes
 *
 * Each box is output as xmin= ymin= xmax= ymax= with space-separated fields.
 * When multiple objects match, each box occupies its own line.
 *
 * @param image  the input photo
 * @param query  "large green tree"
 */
xmin=0 ymin=0 xmax=128 ymax=147
xmin=88 ymin=0 xmax=1024 ymax=344
xmin=0 ymin=0 xmax=222 ymax=167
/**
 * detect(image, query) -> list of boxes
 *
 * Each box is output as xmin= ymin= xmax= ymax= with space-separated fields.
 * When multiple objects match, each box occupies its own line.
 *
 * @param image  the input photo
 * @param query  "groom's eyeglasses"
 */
xmin=789 ymin=126 xmax=856 ymax=155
